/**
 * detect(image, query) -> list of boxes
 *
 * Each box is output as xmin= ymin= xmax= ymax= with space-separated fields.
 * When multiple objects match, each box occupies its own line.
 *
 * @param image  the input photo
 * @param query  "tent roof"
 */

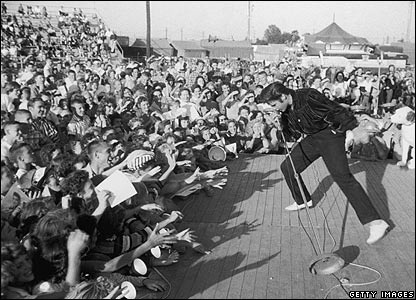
xmin=305 ymin=22 xmax=369 ymax=45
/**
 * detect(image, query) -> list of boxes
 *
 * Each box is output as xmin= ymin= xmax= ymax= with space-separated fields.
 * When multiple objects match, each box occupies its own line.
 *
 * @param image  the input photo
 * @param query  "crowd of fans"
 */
xmin=1 ymin=3 xmax=415 ymax=299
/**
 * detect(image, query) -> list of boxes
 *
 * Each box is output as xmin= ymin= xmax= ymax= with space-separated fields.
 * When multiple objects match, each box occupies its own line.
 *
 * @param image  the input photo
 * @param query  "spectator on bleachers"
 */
xmin=2 ymin=3 xmax=7 ymax=15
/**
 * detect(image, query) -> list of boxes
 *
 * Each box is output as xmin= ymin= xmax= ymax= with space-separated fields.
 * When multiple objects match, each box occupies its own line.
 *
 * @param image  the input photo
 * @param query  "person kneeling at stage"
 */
xmin=258 ymin=82 xmax=389 ymax=245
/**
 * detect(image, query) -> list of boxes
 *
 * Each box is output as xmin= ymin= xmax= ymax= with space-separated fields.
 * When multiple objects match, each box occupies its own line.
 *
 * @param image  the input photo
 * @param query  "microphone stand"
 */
xmin=273 ymin=111 xmax=345 ymax=276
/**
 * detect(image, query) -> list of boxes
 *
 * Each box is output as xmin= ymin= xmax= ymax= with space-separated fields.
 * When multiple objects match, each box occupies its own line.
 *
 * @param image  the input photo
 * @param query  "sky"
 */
xmin=6 ymin=1 xmax=416 ymax=45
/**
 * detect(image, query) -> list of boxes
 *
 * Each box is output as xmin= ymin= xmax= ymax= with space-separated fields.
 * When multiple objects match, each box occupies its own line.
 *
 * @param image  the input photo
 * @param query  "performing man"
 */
xmin=259 ymin=82 xmax=389 ymax=244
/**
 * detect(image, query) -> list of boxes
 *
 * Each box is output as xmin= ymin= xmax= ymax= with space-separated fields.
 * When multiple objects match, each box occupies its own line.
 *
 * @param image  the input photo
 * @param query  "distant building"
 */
xmin=391 ymin=42 xmax=415 ymax=66
xmin=151 ymin=38 xmax=174 ymax=57
xmin=170 ymin=40 xmax=209 ymax=58
xmin=200 ymin=39 xmax=253 ymax=59
xmin=252 ymin=44 xmax=287 ymax=62
xmin=116 ymin=36 xmax=130 ymax=47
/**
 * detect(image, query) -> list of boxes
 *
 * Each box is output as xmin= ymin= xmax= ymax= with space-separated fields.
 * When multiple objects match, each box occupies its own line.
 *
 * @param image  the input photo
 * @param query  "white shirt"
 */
xmin=1 ymin=137 xmax=12 ymax=162
xmin=1 ymin=93 xmax=14 ymax=113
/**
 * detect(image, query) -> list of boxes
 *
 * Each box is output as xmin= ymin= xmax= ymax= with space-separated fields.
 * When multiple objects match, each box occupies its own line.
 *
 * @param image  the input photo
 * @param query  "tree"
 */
xmin=281 ymin=32 xmax=293 ymax=44
xmin=264 ymin=25 xmax=282 ymax=44
xmin=264 ymin=25 xmax=301 ymax=45
xmin=254 ymin=38 xmax=268 ymax=45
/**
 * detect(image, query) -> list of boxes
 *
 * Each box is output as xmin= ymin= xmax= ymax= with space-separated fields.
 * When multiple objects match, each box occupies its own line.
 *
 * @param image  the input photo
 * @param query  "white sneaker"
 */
xmin=285 ymin=200 xmax=313 ymax=211
xmin=366 ymin=220 xmax=389 ymax=244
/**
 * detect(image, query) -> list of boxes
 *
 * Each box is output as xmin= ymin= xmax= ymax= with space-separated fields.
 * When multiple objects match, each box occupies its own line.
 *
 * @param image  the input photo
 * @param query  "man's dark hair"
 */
xmin=258 ymin=82 xmax=294 ymax=104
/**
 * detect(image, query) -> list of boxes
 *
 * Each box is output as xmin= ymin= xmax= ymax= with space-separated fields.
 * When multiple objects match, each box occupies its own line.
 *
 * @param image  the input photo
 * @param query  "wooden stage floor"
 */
xmin=150 ymin=154 xmax=415 ymax=299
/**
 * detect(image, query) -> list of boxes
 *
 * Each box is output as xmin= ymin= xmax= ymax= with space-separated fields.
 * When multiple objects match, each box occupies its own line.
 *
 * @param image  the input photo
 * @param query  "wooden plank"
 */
xmin=299 ymin=226 xmax=332 ymax=299
xmin=223 ymin=156 xmax=260 ymax=299
xmin=171 ymin=221 xmax=207 ymax=299
xmin=164 ymin=155 xmax=415 ymax=299
xmin=216 ymin=157 xmax=246 ymax=224
xmin=290 ymin=226 xmax=306 ymax=299
xmin=206 ymin=158 xmax=256 ymax=299
xmin=274 ymin=156 xmax=288 ymax=227
xmin=265 ymin=155 xmax=280 ymax=227
xmin=266 ymin=224 xmax=282 ymax=299
xmin=278 ymin=225 xmax=292 ymax=299
xmin=253 ymin=226 xmax=272 ymax=299
xmin=224 ymin=226 xmax=251 ymax=299
xmin=239 ymin=219 xmax=263 ymax=299
xmin=188 ymin=222 xmax=229 ymax=299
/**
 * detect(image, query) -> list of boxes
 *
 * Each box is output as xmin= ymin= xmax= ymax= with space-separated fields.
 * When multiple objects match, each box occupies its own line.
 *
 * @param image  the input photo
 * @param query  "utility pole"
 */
xmin=165 ymin=27 xmax=168 ymax=39
xmin=202 ymin=31 xmax=205 ymax=39
xmin=181 ymin=28 xmax=183 ymax=40
xmin=247 ymin=1 xmax=251 ymax=41
xmin=146 ymin=1 xmax=151 ymax=59
xmin=406 ymin=1 xmax=413 ymax=42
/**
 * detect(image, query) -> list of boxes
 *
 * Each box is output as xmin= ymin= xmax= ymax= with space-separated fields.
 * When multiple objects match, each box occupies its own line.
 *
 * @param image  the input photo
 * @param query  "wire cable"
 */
xmin=278 ymin=127 xmax=322 ymax=255
xmin=152 ymin=267 xmax=172 ymax=299
xmin=324 ymin=262 xmax=382 ymax=299
xmin=275 ymin=116 xmax=382 ymax=300
xmin=310 ymin=161 xmax=338 ymax=253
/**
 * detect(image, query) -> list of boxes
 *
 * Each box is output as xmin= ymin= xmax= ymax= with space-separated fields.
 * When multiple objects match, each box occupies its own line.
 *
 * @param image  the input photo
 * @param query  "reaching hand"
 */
xmin=184 ymin=167 xmax=201 ymax=184
xmin=140 ymin=203 xmax=164 ymax=212
xmin=176 ymin=160 xmax=192 ymax=167
xmin=206 ymin=178 xmax=227 ymax=189
xmin=148 ymin=223 xmax=177 ymax=248
xmin=169 ymin=210 xmax=184 ymax=222
xmin=103 ymin=284 xmax=131 ymax=299
xmin=96 ymin=189 xmax=112 ymax=208
xmin=67 ymin=229 xmax=89 ymax=257
xmin=11 ymin=204 xmax=23 ymax=217
xmin=192 ymin=144 xmax=205 ymax=150
xmin=176 ymin=228 xmax=196 ymax=243
xmin=165 ymin=151 xmax=176 ymax=168
xmin=146 ymin=166 xmax=161 ymax=177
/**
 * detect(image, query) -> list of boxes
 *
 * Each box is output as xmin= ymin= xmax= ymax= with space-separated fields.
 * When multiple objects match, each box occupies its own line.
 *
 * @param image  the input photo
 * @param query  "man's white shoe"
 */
xmin=285 ymin=200 xmax=313 ymax=211
xmin=366 ymin=220 xmax=389 ymax=245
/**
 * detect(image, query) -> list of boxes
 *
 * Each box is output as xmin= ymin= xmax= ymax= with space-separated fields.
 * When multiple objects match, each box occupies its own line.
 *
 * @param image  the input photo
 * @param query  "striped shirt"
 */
xmin=32 ymin=118 xmax=60 ymax=144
